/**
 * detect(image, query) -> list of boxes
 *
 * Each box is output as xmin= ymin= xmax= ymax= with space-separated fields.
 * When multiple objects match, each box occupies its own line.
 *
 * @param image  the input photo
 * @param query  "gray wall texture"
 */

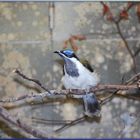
xmin=0 ymin=2 xmax=140 ymax=138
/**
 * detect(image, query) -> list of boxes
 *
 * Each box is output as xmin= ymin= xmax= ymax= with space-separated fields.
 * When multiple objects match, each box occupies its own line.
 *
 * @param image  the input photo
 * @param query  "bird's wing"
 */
xmin=80 ymin=59 xmax=94 ymax=72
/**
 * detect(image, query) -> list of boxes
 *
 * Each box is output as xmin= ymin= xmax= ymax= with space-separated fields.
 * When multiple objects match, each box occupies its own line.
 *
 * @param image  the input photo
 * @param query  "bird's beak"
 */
xmin=54 ymin=51 xmax=64 ymax=57
xmin=54 ymin=51 xmax=60 ymax=54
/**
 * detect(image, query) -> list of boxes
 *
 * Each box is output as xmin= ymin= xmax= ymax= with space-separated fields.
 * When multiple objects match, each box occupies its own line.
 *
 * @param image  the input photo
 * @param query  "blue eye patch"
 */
xmin=62 ymin=49 xmax=74 ymax=57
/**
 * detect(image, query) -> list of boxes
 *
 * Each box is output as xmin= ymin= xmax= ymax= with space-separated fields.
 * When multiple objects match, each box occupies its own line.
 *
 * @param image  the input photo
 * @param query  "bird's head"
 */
xmin=54 ymin=49 xmax=94 ymax=73
xmin=54 ymin=49 xmax=79 ymax=61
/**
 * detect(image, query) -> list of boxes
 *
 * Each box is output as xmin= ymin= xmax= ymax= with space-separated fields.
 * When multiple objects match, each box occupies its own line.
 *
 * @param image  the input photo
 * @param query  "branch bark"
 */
xmin=14 ymin=69 xmax=49 ymax=92
xmin=100 ymin=2 xmax=137 ymax=73
xmin=0 ymin=105 xmax=55 ymax=138
xmin=114 ymin=21 xmax=137 ymax=73
xmin=0 ymin=84 xmax=139 ymax=108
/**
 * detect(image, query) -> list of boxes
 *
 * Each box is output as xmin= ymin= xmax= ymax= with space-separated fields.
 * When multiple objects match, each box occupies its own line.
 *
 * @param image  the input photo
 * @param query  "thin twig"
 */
xmin=32 ymin=117 xmax=74 ymax=125
xmin=114 ymin=3 xmax=137 ymax=72
xmin=0 ymin=84 xmax=139 ymax=108
xmin=100 ymin=2 xmax=137 ymax=73
xmin=114 ymin=22 xmax=137 ymax=73
xmin=125 ymin=72 xmax=140 ymax=84
xmin=54 ymin=116 xmax=85 ymax=133
xmin=0 ymin=105 xmax=54 ymax=138
xmin=117 ymin=2 xmax=136 ymax=23
xmin=100 ymin=72 xmax=140 ymax=105
xmin=12 ymin=69 xmax=140 ymax=93
xmin=0 ymin=70 xmax=139 ymax=107
xmin=100 ymin=75 xmax=125 ymax=105
xmin=100 ymin=90 xmax=119 ymax=105
xmin=134 ymin=47 xmax=140 ymax=57
xmin=14 ymin=69 xmax=49 ymax=92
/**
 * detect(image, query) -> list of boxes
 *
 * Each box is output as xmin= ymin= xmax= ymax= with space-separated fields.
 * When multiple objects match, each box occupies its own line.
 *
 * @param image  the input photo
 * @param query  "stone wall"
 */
xmin=0 ymin=2 xmax=140 ymax=138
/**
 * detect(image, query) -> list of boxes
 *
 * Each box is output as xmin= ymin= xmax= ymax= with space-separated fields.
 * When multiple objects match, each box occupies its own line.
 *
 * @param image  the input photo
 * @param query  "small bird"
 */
xmin=54 ymin=49 xmax=101 ymax=117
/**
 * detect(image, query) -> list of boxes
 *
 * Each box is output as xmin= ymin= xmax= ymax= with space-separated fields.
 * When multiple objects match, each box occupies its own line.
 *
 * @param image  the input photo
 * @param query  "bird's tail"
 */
xmin=83 ymin=93 xmax=101 ymax=118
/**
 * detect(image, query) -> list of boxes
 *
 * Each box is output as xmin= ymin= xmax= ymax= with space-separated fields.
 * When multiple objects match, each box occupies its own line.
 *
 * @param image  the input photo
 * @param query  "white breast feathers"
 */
xmin=62 ymin=58 xmax=100 ymax=89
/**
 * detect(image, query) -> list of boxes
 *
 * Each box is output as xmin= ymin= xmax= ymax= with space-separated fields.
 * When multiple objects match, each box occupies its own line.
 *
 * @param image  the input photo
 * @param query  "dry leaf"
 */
xmin=120 ymin=10 xmax=129 ymax=20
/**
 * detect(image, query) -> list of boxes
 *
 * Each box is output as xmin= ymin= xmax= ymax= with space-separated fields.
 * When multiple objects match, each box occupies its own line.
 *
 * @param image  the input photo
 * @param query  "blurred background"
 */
xmin=0 ymin=1 xmax=140 ymax=138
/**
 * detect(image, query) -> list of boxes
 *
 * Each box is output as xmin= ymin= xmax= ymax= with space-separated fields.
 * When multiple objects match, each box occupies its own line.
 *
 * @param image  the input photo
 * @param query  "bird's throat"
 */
xmin=64 ymin=58 xmax=79 ymax=77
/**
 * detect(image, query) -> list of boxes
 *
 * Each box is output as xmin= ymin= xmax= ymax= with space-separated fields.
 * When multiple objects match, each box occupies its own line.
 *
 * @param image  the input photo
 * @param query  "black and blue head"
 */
xmin=54 ymin=49 xmax=80 ymax=77
xmin=54 ymin=49 xmax=79 ymax=60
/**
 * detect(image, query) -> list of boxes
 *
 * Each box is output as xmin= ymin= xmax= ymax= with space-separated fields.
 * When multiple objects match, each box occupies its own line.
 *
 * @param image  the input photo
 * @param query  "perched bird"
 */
xmin=54 ymin=49 xmax=101 ymax=117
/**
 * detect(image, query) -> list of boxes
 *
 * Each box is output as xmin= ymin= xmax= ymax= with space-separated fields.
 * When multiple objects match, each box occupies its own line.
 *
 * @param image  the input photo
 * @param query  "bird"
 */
xmin=54 ymin=49 xmax=101 ymax=117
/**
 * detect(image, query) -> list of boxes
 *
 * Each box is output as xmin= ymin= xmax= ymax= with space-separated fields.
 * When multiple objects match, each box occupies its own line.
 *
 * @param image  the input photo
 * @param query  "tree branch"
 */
xmin=0 ymin=83 xmax=139 ymax=108
xmin=134 ymin=47 xmax=140 ymax=57
xmin=13 ymin=69 xmax=49 ymax=92
xmin=100 ymin=2 xmax=137 ymax=73
xmin=0 ymin=105 xmax=55 ymax=138
xmin=0 ymin=69 xmax=139 ymax=108
xmin=117 ymin=2 xmax=136 ymax=23
xmin=114 ymin=21 xmax=137 ymax=73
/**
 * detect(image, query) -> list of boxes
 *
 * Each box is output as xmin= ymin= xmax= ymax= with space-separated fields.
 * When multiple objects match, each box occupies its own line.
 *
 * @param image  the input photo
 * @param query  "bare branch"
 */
xmin=13 ymin=69 xmax=49 ymax=92
xmin=100 ymin=2 xmax=137 ymax=73
xmin=0 ymin=69 xmax=138 ymax=108
xmin=55 ymin=116 xmax=85 ymax=133
xmin=125 ymin=72 xmax=140 ymax=84
xmin=0 ymin=105 xmax=55 ymax=138
xmin=117 ymin=2 xmax=136 ymax=23
xmin=134 ymin=47 xmax=140 ymax=57
xmin=32 ymin=117 xmax=74 ymax=125
xmin=0 ymin=83 xmax=139 ymax=108
xmin=114 ymin=22 xmax=137 ymax=73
